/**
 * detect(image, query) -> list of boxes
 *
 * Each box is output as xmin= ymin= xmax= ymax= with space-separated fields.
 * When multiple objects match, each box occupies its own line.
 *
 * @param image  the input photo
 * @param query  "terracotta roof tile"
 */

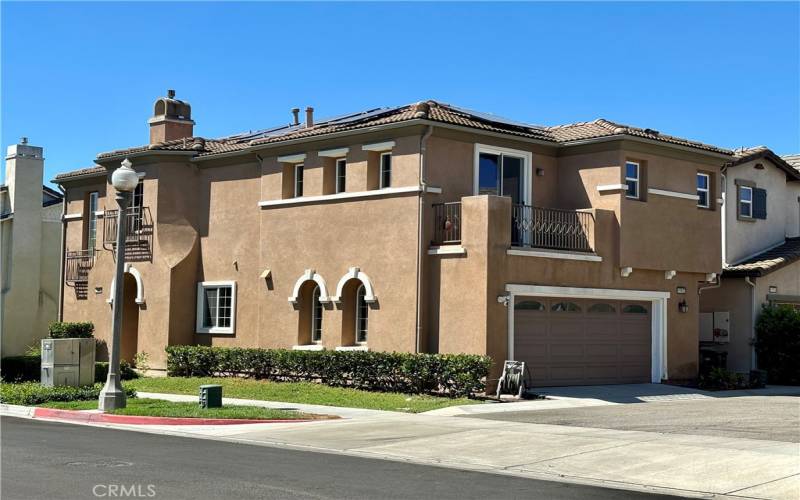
xmin=724 ymin=238 xmax=800 ymax=277
xmin=74 ymin=100 xmax=732 ymax=171
xmin=782 ymin=154 xmax=800 ymax=171
xmin=53 ymin=165 xmax=106 ymax=181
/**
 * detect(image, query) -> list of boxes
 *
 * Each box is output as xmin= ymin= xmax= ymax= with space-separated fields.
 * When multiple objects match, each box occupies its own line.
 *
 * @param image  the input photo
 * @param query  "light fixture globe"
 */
xmin=111 ymin=158 xmax=139 ymax=192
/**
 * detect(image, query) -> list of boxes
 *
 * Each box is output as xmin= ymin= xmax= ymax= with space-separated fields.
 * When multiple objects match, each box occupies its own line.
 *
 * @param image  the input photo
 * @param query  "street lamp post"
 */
xmin=99 ymin=158 xmax=139 ymax=411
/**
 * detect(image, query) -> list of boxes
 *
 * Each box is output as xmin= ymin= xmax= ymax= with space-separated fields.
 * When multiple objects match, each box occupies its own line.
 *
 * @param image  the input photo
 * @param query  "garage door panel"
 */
xmin=514 ymin=297 xmax=651 ymax=387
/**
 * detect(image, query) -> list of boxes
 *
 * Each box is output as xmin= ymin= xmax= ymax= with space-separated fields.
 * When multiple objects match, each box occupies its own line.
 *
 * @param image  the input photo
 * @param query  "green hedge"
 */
xmin=48 ymin=321 xmax=94 ymax=339
xmin=1 ymin=357 xmax=138 ymax=383
xmin=755 ymin=305 xmax=800 ymax=385
xmin=0 ymin=382 xmax=136 ymax=406
xmin=166 ymin=346 xmax=491 ymax=398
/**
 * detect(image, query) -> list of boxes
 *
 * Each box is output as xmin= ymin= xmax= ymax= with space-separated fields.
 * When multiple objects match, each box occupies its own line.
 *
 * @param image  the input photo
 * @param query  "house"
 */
xmin=699 ymin=147 xmax=800 ymax=374
xmin=54 ymin=91 xmax=729 ymax=386
xmin=1 ymin=138 xmax=64 ymax=356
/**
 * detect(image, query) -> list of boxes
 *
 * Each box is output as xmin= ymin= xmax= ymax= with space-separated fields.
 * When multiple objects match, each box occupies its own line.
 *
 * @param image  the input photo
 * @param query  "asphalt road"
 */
xmin=0 ymin=417 xmax=676 ymax=500
xmin=466 ymin=396 xmax=800 ymax=443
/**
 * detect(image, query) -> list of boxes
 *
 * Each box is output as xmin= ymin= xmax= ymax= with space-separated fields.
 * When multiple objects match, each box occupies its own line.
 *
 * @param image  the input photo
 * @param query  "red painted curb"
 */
xmin=33 ymin=408 xmax=312 ymax=425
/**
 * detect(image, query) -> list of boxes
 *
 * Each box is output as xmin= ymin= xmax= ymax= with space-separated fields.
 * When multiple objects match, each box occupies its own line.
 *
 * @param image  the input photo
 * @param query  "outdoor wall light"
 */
xmin=497 ymin=294 xmax=510 ymax=306
xmin=678 ymin=300 xmax=689 ymax=313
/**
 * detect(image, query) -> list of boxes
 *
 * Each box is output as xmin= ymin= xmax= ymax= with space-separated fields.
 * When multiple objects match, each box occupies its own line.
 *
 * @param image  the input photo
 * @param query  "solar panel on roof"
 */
xmin=447 ymin=105 xmax=546 ymax=130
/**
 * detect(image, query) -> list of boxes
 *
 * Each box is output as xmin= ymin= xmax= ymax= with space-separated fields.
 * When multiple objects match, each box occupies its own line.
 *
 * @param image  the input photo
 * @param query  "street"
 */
xmin=1 ymin=417 xmax=674 ymax=500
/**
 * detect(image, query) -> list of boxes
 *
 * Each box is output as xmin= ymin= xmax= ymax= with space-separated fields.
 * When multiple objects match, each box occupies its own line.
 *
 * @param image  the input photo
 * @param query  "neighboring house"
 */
xmin=700 ymin=147 xmax=800 ymax=374
xmin=54 ymin=91 xmax=728 ymax=386
xmin=1 ymin=138 xmax=64 ymax=356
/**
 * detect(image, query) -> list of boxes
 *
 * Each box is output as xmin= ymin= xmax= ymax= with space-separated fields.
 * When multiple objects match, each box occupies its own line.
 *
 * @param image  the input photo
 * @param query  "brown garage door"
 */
xmin=514 ymin=297 xmax=651 ymax=386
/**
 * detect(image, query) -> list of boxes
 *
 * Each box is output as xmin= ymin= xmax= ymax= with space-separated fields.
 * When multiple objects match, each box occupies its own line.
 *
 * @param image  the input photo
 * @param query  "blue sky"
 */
xmin=2 ymin=2 xmax=798 ymax=185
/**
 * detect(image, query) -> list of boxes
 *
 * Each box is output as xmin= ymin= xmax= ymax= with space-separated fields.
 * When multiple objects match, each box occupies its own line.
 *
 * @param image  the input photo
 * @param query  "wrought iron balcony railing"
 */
xmin=64 ymin=249 xmax=94 ymax=284
xmin=512 ymin=205 xmax=594 ymax=252
xmin=102 ymin=206 xmax=153 ymax=261
xmin=432 ymin=202 xmax=461 ymax=245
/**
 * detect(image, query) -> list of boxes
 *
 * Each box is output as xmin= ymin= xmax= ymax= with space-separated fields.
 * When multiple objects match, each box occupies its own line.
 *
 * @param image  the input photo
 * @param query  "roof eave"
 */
xmin=52 ymin=170 xmax=108 ymax=185
xmin=560 ymin=134 xmax=731 ymax=159
xmin=95 ymin=149 xmax=198 ymax=164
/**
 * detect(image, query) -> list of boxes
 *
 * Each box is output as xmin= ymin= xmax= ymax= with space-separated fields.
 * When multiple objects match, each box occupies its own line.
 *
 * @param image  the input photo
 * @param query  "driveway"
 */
xmin=464 ymin=395 xmax=800 ymax=442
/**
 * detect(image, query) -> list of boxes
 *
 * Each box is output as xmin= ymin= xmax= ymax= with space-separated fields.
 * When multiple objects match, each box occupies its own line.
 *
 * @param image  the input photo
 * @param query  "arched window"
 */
xmin=311 ymin=285 xmax=323 ymax=343
xmin=515 ymin=300 xmax=545 ymax=311
xmin=588 ymin=302 xmax=616 ymax=314
xmin=552 ymin=301 xmax=581 ymax=312
xmin=623 ymin=304 xmax=648 ymax=314
xmin=356 ymin=284 xmax=368 ymax=344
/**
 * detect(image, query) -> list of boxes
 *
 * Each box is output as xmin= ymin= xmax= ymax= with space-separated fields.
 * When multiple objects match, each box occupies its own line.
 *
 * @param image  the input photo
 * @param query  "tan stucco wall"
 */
xmin=699 ymin=278 xmax=754 ymax=373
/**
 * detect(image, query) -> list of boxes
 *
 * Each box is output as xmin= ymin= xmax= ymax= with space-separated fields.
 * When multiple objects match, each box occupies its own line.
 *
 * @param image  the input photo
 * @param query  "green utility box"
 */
xmin=199 ymin=384 xmax=222 ymax=409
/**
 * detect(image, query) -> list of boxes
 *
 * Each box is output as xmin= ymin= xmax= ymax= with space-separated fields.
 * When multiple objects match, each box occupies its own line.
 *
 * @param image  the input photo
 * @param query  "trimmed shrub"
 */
xmin=0 ymin=382 xmax=136 ymax=406
xmin=755 ymin=304 xmax=800 ymax=385
xmin=94 ymin=361 xmax=139 ymax=383
xmin=48 ymin=322 xmax=94 ymax=339
xmin=166 ymin=346 xmax=492 ymax=398
xmin=0 ymin=356 xmax=41 ymax=382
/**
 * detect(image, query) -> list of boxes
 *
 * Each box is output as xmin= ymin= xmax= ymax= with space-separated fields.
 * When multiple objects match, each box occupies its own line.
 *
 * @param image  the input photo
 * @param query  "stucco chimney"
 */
xmin=148 ymin=90 xmax=195 ymax=144
xmin=291 ymin=108 xmax=300 ymax=126
xmin=305 ymin=107 xmax=314 ymax=128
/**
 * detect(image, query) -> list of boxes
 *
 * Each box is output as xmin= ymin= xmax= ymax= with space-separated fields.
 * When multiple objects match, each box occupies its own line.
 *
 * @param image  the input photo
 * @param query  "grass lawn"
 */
xmin=39 ymin=398 xmax=317 ymax=420
xmin=126 ymin=377 xmax=481 ymax=413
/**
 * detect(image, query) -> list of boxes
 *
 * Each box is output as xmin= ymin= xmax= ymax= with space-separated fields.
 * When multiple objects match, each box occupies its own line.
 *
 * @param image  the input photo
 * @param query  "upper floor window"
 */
xmin=294 ymin=164 xmax=304 ymax=197
xmin=86 ymin=192 xmax=99 ymax=253
xmin=196 ymin=281 xmax=236 ymax=334
xmin=625 ymin=162 xmax=640 ymax=199
xmin=739 ymin=186 xmax=753 ymax=218
xmin=131 ymin=181 xmax=144 ymax=232
xmin=335 ymin=158 xmax=347 ymax=194
xmin=355 ymin=284 xmax=368 ymax=344
xmin=697 ymin=173 xmax=710 ymax=208
xmin=379 ymin=153 xmax=392 ymax=189
xmin=311 ymin=285 xmax=323 ymax=343
xmin=475 ymin=145 xmax=530 ymax=205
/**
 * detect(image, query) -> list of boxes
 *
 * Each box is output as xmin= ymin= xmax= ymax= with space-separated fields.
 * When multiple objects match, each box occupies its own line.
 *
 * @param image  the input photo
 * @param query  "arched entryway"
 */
xmin=120 ymin=273 xmax=140 ymax=363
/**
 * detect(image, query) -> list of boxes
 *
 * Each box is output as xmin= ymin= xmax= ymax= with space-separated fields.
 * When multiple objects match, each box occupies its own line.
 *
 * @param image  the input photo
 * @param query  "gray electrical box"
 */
xmin=41 ymin=338 xmax=95 ymax=387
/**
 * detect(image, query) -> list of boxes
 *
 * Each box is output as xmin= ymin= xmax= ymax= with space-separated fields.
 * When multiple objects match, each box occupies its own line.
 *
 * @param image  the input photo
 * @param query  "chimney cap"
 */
xmin=167 ymin=89 xmax=176 ymax=99
xmin=20 ymin=137 xmax=28 ymax=145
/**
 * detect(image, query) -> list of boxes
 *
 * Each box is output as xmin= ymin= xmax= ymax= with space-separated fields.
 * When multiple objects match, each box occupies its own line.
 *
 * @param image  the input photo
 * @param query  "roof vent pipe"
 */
xmin=305 ymin=107 xmax=314 ymax=128
xmin=291 ymin=108 xmax=300 ymax=126
xmin=167 ymin=89 xmax=176 ymax=99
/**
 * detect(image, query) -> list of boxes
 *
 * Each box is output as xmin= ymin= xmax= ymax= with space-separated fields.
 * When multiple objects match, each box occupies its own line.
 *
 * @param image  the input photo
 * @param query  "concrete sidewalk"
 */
xmin=23 ymin=400 xmax=796 ymax=499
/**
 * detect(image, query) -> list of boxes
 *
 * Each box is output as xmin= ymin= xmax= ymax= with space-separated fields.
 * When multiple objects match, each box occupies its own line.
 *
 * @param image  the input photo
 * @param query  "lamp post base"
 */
xmin=98 ymin=374 xmax=127 ymax=411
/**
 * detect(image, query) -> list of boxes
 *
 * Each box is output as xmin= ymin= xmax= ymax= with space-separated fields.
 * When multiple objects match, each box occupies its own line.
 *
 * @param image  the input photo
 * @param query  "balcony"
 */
xmin=511 ymin=205 xmax=594 ymax=253
xmin=431 ymin=200 xmax=595 ymax=254
xmin=64 ymin=250 xmax=94 ymax=284
xmin=432 ymin=202 xmax=462 ymax=245
xmin=103 ymin=206 xmax=153 ymax=262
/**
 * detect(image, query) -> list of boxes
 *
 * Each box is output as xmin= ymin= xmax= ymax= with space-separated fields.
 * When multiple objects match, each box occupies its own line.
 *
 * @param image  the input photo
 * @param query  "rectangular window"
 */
xmin=196 ymin=281 xmax=236 ymax=334
xmin=131 ymin=181 xmax=144 ymax=232
xmin=625 ymin=162 xmax=640 ymax=199
xmin=697 ymin=173 xmax=710 ymax=208
xmin=294 ymin=164 xmax=304 ymax=197
xmin=379 ymin=153 xmax=391 ymax=188
xmin=335 ymin=158 xmax=346 ymax=194
xmin=87 ymin=192 xmax=98 ymax=254
xmin=475 ymin=146 xmax=529 ymax=205
xmin=739 ymin=186 xmax=753 ymax=218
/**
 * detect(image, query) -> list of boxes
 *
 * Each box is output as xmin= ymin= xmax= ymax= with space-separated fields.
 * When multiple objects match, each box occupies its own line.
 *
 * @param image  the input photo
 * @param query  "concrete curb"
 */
xmin=0 ymin=403 xmax=35 ymax=418
xmin=32 ymin=407 xmax=313 ymax=425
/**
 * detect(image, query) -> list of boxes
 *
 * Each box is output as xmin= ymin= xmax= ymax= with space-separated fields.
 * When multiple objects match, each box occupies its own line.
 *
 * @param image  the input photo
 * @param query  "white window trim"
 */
xmin=473 ymin=144 xmax=533 ymax=205
xmin=739 ymin=185 xmax=753 ymax=218
xmin=278 ymin=153 xmax=306 ymax=164
xmin=362 ymin=141 xmax=395 ymax=152
xmin=335 ymin=158 xmax=347 ymax=194
xmin=259 ymin=186 xmax=425 ymax=208
xmin=379 ymin=152 xmax=392 ymax=189
xmin=196 ymin=280 xmax=237 ymax=334
xmin=696 ymin=173 xmax=710 ymax=208
xmin=318 ymin=147 xmax=349 ymax=158
xmin=294 ymin=164 xmax=304 ymax=198
xmin=625 ymin=161 xmax=640 ymax=199
xmin=648 ymin=188 xmax=700 ymax=201
xmin=505 ymin=284 xmax=670 ymax=383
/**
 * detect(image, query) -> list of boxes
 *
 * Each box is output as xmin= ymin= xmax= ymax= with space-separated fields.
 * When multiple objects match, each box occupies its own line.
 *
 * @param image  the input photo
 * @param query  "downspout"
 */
xmin=745 ymin=276 xmax=757 ymax=370
xmin=57 ymin=184 xmax=67 ymax=321
xmin=698 ymin=274 xmax=721 ymax=295
xmin=415 ymin=125 xmax=434 ymax=353
xmin=720 ymin=164 xmax=728 ymax=266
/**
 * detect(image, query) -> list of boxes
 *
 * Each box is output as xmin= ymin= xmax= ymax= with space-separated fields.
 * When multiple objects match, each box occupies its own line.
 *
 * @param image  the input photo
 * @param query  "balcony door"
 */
xmin=474 ymin=145 xmax=531 ymax=205
xmin=475 ymin=144 xmax=532 ymax=244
